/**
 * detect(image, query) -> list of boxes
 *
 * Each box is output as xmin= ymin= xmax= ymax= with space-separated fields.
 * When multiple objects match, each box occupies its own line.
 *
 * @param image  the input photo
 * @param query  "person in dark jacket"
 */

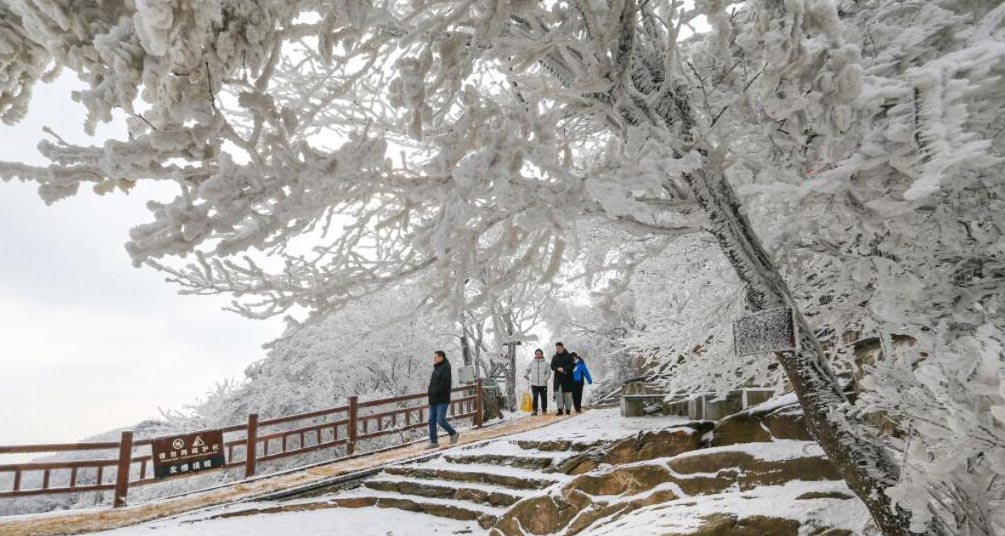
xmin=427 ymin=350 xmax=459 ymax=448
xmin=570 ymin=353 xmax=593 ymax=413
xmin=550 ymin=342 xmax=575 ymax=415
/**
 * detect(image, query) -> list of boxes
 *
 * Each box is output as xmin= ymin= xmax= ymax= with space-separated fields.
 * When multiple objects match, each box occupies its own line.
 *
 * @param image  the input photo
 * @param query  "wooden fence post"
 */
xmin=245 ymin=413 xmax=258 ymax=478
xmin=474 ymin=379 xmax=484 ymax=427
xmin=347 ymin=396 xmax=359 ymax=455
xmin=113 ymin=431 xmax=133 ymax=508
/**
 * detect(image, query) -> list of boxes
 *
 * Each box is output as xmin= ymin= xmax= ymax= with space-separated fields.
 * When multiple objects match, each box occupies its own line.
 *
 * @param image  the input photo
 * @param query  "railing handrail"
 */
xmin=258 ymin=405 xmax=350 ymax=428
xmin=0 ymin=442 xmax=121 ymax=455
xmin=0 ymin=380 xmax=484 ymax=508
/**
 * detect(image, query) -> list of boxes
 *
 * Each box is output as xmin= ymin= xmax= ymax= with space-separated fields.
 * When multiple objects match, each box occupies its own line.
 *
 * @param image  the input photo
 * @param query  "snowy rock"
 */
xmin=711 ymin=396 xmax=812 ymax=446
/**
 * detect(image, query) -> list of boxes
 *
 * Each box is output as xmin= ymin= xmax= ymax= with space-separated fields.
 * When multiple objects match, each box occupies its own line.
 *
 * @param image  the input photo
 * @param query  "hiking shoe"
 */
xmin=565 ymin=409 xmax=572 ymax=415
xmin=424 ymin=442 xmax=439 ymax=449
xmin=531 ymin=411 xmax=538 ymax=416
xmin=450 ymin=432 xmax=460 ymax=446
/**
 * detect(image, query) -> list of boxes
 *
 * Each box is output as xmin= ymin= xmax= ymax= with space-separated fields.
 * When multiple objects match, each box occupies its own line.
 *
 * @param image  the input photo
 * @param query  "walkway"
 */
xmin=0 ymin=413 xmax=574 ymax=536
xmin=87 ymin=408 xmax=690 ymax=536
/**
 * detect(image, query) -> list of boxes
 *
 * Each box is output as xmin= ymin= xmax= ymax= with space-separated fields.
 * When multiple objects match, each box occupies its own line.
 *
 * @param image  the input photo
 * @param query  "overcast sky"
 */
xmin=0 ymin=75 xmax=285 ymax=447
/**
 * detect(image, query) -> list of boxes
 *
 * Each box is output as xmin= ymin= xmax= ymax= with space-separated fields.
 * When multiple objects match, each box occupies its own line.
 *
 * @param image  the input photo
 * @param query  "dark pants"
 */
xmin=572 ymin=381 xmax=585 ymax=411
xmin=531 ymin=386 xmax=548 ymax=413
xmin=428 ymin=403 xmax=456 ymax=444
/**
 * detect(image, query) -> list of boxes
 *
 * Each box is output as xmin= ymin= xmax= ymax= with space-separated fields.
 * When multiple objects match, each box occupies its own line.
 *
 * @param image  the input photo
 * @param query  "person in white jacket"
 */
xmin=524 ymin=348 xmax=551 ymax=415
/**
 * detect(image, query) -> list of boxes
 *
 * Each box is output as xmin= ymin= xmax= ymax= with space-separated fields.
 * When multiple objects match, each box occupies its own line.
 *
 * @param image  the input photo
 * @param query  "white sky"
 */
xmin=0 ymin=75 xmax=285 ymax=447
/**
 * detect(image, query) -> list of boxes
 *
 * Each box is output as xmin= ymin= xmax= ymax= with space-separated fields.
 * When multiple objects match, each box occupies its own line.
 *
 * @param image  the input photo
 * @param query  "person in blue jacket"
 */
xmin=570 ymin=352 xmax=593 ymax=413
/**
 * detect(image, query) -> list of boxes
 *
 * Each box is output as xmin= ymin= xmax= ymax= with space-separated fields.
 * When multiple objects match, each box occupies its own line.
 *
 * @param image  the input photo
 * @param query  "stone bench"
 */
xmin=620 ymin=394 xmax=667 ymax=417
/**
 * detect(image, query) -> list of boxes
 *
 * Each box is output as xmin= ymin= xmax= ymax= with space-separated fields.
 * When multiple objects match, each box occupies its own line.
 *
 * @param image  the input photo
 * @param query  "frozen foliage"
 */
xmin=745 ymin=3 xmax=1005 ymax=532
xmin=0 ymin=5 xmax=52 ymax=125
xmin=539 ymin=293 xmax=638 ymax=390
xmin=622 ymin=235 xmax=772 ymax=396
xmin=622 ymin=1 xmax=1005 ymax=532
xmin=2 ymin=0 xmax=1004 ymax=534
xmin=177 ymin=285 xmax=460 ymax=428
xmin=740 ymin=170 xmax=1005 ymax=534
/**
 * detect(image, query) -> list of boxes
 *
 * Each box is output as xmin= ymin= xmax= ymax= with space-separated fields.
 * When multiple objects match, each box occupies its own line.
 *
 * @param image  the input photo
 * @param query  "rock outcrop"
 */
xmin=492 ymin=398 xmax=869 ymax=536
xmin=711 ymin=394 xmax=812 ymax=447
xmin=556 ymin=422 xmax=713 ymax=475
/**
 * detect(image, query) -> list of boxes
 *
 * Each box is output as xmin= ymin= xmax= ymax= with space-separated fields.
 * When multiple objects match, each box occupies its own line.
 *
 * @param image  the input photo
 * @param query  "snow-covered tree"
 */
xmin=2 ymin=0 xmax=1003 ymax=534
xmin=540 ymin=296 xmax=633 ymax=389
xmin=189 ymin=287 xmax=459 ymax=426
xmin=615 ymin=234 xmax=764 ymax=395
xmin=740 ymin=3 xmax=1005 ymax=532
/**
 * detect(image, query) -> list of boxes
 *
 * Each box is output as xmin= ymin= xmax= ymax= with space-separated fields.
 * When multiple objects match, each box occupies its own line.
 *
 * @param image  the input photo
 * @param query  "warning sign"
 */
xmin=151 ymin=430 xmax=226 ymax=479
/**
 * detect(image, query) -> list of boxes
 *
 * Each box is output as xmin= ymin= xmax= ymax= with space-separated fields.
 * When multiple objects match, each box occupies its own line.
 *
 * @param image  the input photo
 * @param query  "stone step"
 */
xmin=461 ymin=439 xmax=589 ymax=458
xmin=329 ymin=490 xmax=503 ymax=529
xmin=383 ymin=464 xmax=558 ymax=490
xmin=443 ymin=452 xmax=556 ymax=470
xmin=514 ymin=439 xmax=594 ymax=452
xmin=200 ymin=491 xmax=502 ymax=530
xmin=365 ymin=476 xmax=525 ymax=507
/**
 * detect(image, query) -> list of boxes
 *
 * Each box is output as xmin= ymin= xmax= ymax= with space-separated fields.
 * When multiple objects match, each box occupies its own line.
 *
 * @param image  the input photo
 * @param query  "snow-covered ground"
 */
xmin=581 ymin=480 xmax=872 ymax=536
xmin=506 ymin=407 xmax=691 ymax=443
xmin=94 ymin=506 xmax=478 ymax=536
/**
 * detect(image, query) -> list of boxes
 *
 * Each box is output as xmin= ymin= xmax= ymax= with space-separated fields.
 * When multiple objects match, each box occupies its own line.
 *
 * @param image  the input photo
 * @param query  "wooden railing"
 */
xmin=0 ymin=381 xmax=483 ymax=507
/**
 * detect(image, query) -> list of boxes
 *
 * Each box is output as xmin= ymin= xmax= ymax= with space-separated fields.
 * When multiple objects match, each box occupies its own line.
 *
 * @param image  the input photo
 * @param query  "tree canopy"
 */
xmin=1 ymin=0 xmax=1003 ymax=534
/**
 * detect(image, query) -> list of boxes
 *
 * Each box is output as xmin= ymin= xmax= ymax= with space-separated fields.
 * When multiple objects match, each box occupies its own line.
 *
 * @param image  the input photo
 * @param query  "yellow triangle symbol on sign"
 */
xmin=192 ymin=435 xmax=206 ymax=448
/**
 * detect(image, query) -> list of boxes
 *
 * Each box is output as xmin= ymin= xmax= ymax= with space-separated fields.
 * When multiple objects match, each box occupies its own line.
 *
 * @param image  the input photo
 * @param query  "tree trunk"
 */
xmin=507 ymin=344 xmax=518 ymax=412
xmin=683 ymin=152 xmax=928 ymax=536
xmin=459 ymin=328 xmax=472 ymax=367
xmin=503 ymin=312 xmax=519 ymax=412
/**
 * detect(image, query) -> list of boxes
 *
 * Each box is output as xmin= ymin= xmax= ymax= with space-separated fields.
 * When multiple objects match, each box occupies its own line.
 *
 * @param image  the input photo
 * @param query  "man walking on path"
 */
xmin=427 ymin=350 xmax=459 ymax=448
xmin=525 ymin=348 xmax=551 ymax=415
xmin=551 ymin=342 xmax=575 ymax=415
xmin=571 ymin=353 xmax=593 ymax=413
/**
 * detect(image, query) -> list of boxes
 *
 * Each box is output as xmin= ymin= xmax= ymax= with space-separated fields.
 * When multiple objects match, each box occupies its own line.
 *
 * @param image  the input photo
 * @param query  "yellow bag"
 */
xmin=521 ymin=392 xmax=533 ymax=412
